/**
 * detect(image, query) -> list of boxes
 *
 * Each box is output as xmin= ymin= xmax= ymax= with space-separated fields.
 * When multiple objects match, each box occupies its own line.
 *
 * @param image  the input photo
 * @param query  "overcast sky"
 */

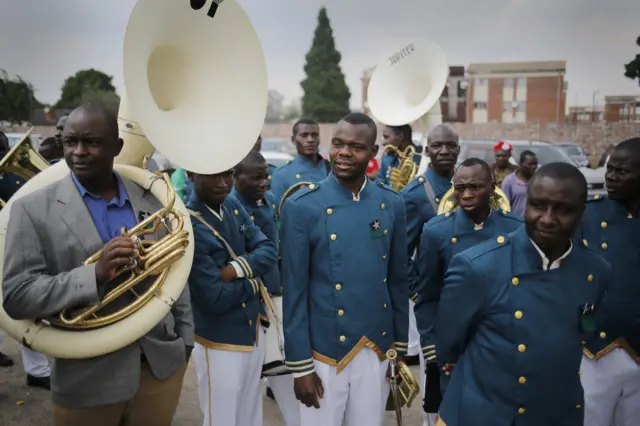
xmin=1 ymin=0 xmax=639 ymax=110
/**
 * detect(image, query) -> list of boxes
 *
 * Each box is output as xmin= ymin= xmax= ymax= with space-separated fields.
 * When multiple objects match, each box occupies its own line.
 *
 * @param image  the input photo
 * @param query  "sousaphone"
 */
xmin=367 ymin=38 xmax=449 ymax=182
xmin=0 ymin=0 xmax=268 ymax=359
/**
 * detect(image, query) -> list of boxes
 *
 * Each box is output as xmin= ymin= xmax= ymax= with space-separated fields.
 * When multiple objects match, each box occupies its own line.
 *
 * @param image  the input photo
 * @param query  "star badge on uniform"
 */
xmin=370 ymin=219 xmax=384 ymax=238
xmin=240 ymin=223 xmax=252 ymax=238
xmin=256 ymin=199 xmax=264 ymax=206
xmin=138 ymin=211 xmax=155 ymax=229
xmin=580 ymin=303 xmax=596 ymax=332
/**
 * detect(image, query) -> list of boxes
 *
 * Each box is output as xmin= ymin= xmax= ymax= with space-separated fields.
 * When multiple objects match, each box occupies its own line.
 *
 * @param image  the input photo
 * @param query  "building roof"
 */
xmin=467 ymin=60 xmax=566 ymax=75
xmin=604 ymin=95 xmax=640 ymax=102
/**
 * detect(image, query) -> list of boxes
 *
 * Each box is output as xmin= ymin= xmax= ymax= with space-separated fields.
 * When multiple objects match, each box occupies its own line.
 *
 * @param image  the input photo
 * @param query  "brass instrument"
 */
xmin=386 ymin=349 xmax=420 ymax=425
xmin=0 ymin=128 xmax=50 ymax=185
xmin=278 ymin=181 xmax=313 ymax=218
xmin=51 ymin=173 xmax=190 ymax=329
xmin=382 ymin=145 xmax=418 ymax=191
xmin=437 ymin=185 xmax=511 ymax=215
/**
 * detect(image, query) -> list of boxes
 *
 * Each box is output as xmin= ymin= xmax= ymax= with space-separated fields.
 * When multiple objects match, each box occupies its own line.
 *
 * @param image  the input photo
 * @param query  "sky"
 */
xmin=1 ymin=0 xmax=639 ymax=110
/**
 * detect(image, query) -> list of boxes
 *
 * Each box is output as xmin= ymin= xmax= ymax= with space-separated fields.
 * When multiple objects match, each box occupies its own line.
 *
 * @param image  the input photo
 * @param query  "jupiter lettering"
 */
xmin=389 ymin=43 xmax=416 ymax=65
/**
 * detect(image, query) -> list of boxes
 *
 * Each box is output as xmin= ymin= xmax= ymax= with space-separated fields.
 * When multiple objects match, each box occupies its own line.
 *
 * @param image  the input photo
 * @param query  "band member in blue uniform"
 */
xmin=228 ymin=150 xmax=300 ymax=426
xmin=186 ymin=168 xmax=278 ymax=426
xmin=270 ymin=118 xmax=329 ymax=205
xmin=39 ymin=136 xmax=64 ymax=164
xmin=435 ymin=162 xmax=611 ymax=426
xmin=377 ymin=124 xmax=422 ymax=186
xmin=281 ymin=113 xmax=409 ymax=426
xmin=576 ymin=138 xmax=640 ymax=426
xmin=414 ymin=158 xmax=523 ymax=419
xmin=400 ymin=123 xmax=459 ymax=424
xmin=0 ymin=131 xmax=52 ymax=389
xmin=253 ymin=135 xmax=278 ymax=190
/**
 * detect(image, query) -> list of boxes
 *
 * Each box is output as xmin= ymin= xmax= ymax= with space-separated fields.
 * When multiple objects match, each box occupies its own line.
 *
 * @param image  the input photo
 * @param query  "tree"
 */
xmin=265 ymin=89 xmax=285 ymax=123
xmin=55 ymin=69 xmax=117 ymax=109
xmin=300 ymin=7 xmax=351 ymax=122
xmin=283 ymin=98 xmax=302 ymax=121
xmin=0 ymin=69 xmax=41 ymax=125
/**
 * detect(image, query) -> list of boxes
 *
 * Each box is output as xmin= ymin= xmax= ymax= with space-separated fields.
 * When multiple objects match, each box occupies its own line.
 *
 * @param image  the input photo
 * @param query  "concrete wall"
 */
xmin=5 ymin=122 xmax=638 ymax=162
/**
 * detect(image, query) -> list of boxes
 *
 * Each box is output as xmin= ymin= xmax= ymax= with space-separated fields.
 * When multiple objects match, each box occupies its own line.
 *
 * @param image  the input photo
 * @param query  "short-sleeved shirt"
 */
xmin=501 ymin=172 xmax=528 ymax=217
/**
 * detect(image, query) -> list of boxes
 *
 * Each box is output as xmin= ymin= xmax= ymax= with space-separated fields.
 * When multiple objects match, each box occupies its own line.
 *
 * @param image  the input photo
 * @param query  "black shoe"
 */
xmin=0 ymin=351 xmax=14 ymax=367
xmin=27 ymin=375 xmax=50 ymax=390
xmin=266 ymin=386 xmax=275 ymax=400
xmin=404 ymin=355 xmax=420 ymax=366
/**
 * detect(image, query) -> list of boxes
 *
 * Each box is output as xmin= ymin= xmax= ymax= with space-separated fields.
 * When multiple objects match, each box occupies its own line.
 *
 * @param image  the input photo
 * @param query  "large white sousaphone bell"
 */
xmin=0 ymin=0 xmax=268 ymax=359
xmin=367 ymin=38 xmax=449 ymax=177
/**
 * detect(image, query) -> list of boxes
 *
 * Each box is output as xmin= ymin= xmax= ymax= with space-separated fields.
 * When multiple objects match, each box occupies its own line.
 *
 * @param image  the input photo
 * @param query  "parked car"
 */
xmin=4 ymin=132 xmax=44 ymax=150
xmin=262 ymin=150 xmax=294 ymax=169
xmin=556 ymin=142 xmax=591 ymax=168
xmin=457 ymin=139 xmax=606 ymax=197
xmin=261 ymin=138 xmax=295 ymax=155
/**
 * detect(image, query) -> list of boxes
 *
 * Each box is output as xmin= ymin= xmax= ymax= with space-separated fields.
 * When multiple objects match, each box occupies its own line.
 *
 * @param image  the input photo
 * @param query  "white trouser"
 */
xmin=581 ymin=348 xmax=640 ymax=426
xmin=267 ymin=374 xmax=300 ymax=426
xmin=21 ymin=346 xmax=50 ymax=377
xmin=300 ymin=347 xmax=389 ymax=426
xmin=408 ymin=300 xmax=420 ymax=356
xmin=193 ymin=328 xmax=266 ymax=426
xmin=0 ymin=333 xmax=50 ymax=377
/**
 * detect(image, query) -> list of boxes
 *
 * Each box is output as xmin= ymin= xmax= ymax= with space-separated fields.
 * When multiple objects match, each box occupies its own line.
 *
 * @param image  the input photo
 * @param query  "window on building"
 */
xmin=516 ymin=101 xmax=526 ymax=112
xmin=504 ymin=78 xmax=514 ymax=88
xmin=474 ymin=102 xmax=487 ymax=109
xmin=517 ymin=77 xmax=527 ymax=88
xmin=475 ymin=78 xmax=487 ymax=86
xmin=503 ymin=101 xmax=512 ymax=113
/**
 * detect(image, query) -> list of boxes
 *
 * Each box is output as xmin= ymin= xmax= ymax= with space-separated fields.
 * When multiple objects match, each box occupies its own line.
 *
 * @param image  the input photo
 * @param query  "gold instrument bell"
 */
xmin=437 ymin=185 xmax=511 ymax=215
xmin=382 ymin=145 xmax=419 ymax=192
xmin=385 ymin=349 xmax=420 ymax=420
xmin=0 ymin=128 xmax=50 ymax=182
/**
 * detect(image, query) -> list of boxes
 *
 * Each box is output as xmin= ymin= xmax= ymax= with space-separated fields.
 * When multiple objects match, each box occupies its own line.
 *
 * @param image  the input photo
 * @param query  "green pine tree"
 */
xmin=300 ymin=7 xmax=351 ymax=122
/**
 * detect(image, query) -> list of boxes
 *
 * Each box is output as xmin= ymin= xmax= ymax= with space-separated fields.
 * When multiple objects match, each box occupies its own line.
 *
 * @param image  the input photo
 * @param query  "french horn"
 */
xmin=386 ymin=348 xmax=420 ymax=425
xmin=437 ymin=185 xmax=512 ymax=215
xmin=0 ymin=0 xmax=267 ymax=358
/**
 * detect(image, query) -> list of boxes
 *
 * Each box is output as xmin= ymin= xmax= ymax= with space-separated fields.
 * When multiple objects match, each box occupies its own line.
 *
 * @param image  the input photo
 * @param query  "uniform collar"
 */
xmin=326 ymin=173 xmax=368 ymax=201
xmin=529 ymin=238 xmax=573 ymax=271
xmin=71 ymin=172 xmax=129 ymax=208
xmin=453 ymin=208 xmax=494 ymax=233
xmin=425 ymin=165 xmax=453 ymax=192
xmin=294 ymin=153 xmax=324 ymax=168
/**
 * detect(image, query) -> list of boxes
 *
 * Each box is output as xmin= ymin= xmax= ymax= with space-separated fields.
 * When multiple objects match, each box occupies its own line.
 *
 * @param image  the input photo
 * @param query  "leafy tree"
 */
xmin=300 ymin=7 xmax=351 ymax=122
xmin=624 ymin=37 xmax=640 ymax=86
xmin=81 ymin=90 xmax=121 ymax=115
xmin=0 ymin=69 xmax=41 ymax=125
xmin=55 ymin=69 xmax=117 ymax=109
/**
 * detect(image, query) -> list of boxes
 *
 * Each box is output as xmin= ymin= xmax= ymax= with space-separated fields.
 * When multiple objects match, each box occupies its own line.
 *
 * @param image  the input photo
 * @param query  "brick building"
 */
xmin=466 ymin=61 xmax=567 ymax=124
xmin=604 ymin=95 xmax=640 ymax=122
xmin=568 ymin=106 xmax=604 ymax=123
xmin=360 ymin=65 xmax=467 ymax=122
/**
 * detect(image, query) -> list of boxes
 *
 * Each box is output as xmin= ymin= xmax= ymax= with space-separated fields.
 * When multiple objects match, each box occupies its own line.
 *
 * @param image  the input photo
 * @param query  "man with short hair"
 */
xmin=490 ymin=141 xmax=517 ymax=187
xmin=501 ymin=150 xmax=538 ymax=217
xmin=186 ymin=166 xmax=278 ymax=426
xmin=2 ymin=103 xmax=194 ymax=426
xmin=377 ymin=124 xmax=422 ymax=187
xmin=435 ymin=162 xmax=610 ymax=426
xmin=270 ymin=118 xmax=329 ymax=205
xmin=39 ymin=136 xmax=64 ymax=163
xmin=577 ymin=137 xmax=640 ymax=426
xmin=400 ymin=123 xmax=459 ymax=424
xmin=227 ymin=150 xmax=299 ymax=426
xmin=414 ymin=158 xmax=523 ymax=409
xmin=281 ymin=112 xmax=409 ymax=426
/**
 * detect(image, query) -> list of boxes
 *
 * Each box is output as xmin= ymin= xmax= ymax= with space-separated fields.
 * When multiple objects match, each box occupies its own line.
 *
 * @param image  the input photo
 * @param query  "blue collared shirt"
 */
xmin=71 ymin=173 xmax=138 ymax=243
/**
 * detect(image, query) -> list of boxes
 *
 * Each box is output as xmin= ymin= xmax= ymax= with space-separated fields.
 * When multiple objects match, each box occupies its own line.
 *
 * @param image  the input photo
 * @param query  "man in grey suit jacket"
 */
xmin=2 ymin=103 xmax=194 ymax=426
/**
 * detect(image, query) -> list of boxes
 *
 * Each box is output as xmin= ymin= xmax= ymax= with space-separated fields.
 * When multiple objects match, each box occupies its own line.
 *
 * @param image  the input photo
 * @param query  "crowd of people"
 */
xmin=0 ymin=104 xmax=639 ymax=426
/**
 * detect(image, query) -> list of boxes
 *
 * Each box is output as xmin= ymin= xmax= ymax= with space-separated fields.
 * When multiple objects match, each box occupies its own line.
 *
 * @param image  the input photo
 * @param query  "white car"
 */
xmin=262 ymin=150 xmax=294 ymax=169
xmin=4 ymin=132 xmax=44 ymax=150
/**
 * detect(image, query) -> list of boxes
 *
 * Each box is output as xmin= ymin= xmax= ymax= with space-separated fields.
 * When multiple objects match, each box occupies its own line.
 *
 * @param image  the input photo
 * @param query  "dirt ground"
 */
xmin=0 ymin=332 xmax=424 ymax=425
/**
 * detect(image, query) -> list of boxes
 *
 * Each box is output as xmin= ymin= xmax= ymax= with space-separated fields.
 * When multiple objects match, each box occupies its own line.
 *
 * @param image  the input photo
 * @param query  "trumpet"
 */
xmin=386 ymin=348 xmax=420 ymax=425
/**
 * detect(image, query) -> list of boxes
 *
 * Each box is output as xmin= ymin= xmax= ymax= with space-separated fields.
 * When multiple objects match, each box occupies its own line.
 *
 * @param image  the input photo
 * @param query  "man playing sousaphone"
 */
xmin=377 ymin=124 xmax=422 ymax=190
xmin=2 ymin=104 xmax=194 ymax=426
xmin=413 ymin=158 xmax=522 ymax=412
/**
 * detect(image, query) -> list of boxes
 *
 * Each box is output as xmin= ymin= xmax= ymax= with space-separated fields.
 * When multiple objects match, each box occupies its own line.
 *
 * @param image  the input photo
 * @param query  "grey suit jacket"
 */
xmin=2 ymin=173 xmax=194 ymax=408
